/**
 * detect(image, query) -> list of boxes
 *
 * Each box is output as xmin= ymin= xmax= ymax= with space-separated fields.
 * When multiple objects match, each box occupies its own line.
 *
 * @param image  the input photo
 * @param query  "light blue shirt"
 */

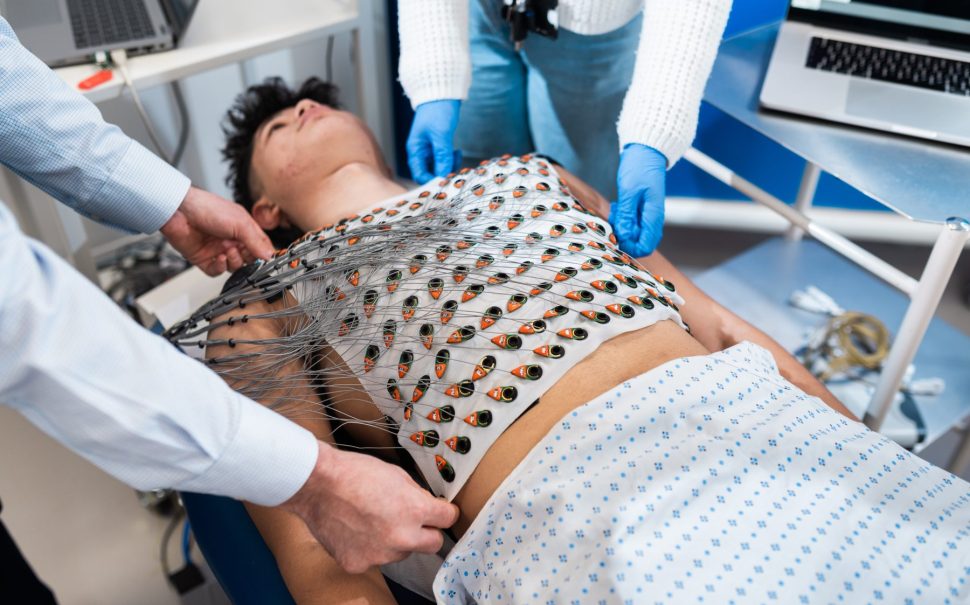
xmin=0 ymin=17 xmax=317 ymax=506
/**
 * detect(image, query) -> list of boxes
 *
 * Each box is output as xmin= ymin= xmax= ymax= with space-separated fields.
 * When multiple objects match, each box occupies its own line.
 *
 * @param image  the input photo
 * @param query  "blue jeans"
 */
xmin=455 ymin=0 xmax=642 ymax=200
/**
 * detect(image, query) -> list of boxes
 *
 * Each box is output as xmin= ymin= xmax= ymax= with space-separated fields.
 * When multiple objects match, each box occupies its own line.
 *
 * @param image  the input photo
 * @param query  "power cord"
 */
xmin=169 ymin=80 xmax=191 ymax=166
xmin=98 ymin=234 xmax=188 ymax=321
xmin=791 ymin=285 xmax=945 ymax=396
xmin=105 ymin=49 xmax=191 ymax=167
xmin=182 ymin=515 xmax=194 ymax=564
xmin=160 ymin=501 xmax=205 ymax=595
xmin=803 ymin=311 xmax=891 ymax=381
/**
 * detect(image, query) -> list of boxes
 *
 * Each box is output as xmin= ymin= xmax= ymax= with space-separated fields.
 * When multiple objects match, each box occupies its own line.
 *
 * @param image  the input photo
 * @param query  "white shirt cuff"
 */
xmin=86 ymin=140 xmax=191 ymax=234
xmin=175 ymin=396 xmax=319 ymax=507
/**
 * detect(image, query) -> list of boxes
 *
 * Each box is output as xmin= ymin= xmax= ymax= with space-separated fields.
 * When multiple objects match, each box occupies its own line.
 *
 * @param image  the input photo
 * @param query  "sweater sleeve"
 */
xmin=397 ymin=0 xmax=472 ymax=107
xmin=616 ymin=0 xmax=732 ymax=166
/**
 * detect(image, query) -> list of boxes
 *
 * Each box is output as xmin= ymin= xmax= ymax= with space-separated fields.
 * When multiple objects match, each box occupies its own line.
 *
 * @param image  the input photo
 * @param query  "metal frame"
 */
xmin=354 ymin=0 xmax=395 ymax=168
xmin=949 ymin=421 xmax=970 ymax=473
xmin=683 ymin=147 xmax=970 ymax=437
xmin=785 ymin=163 xmax=820 ymax=242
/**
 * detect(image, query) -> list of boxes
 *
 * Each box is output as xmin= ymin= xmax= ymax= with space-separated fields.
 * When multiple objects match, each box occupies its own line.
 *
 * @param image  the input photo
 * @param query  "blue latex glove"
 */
xmin=609 ymin=144 xmax=668 ymax=257
xmin=406 ymin=99 xmax=462 ymax=185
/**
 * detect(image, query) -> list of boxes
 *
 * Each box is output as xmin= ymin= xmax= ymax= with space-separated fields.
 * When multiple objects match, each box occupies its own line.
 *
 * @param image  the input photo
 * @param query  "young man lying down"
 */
xmin=169 ymin=78 xmax=970 ymax=604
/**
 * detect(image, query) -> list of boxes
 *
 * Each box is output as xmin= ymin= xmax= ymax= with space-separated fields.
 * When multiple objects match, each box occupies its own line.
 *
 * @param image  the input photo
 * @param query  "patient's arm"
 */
xmin=207 ymin=297 xmax=396 ymax=604
xmin=556 ymin=164 xmax=855 ymax=420
xmin=635 ymin=252 xmax=854 ymax=419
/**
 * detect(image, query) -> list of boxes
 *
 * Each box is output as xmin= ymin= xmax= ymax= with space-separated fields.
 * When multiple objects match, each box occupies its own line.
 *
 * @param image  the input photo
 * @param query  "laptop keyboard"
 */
xmin=806 ymin=36 xmax=970 ymax=96
xmin=66 ymin=0 xmax=156 ymax=49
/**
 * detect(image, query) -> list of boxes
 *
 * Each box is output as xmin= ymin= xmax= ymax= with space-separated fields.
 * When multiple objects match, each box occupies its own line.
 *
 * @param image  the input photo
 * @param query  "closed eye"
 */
xmin=267 ymin=122 xmax=285 ymax=137
xmin=263 ymin=119 xmax=289 ymax=145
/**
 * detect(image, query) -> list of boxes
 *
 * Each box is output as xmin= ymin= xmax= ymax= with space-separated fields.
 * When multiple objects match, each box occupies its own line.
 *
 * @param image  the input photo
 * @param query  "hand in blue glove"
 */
xmin=609 ymin=144 xmax=668 ymax=258
xmin=406 ymin=99 xmax=462 ymax=185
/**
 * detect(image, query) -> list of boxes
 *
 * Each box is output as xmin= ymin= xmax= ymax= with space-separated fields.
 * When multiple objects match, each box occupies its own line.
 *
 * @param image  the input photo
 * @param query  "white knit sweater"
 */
xmin=398 ymin=0 xmax=732 ymax=165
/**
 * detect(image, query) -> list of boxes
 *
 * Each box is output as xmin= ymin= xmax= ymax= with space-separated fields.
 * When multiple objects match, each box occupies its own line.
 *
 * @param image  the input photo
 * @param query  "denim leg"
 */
xmin=520 ymin=15 xmax=642 ymax=200
xmin=454 ymin=0 xmax=533 ymax=165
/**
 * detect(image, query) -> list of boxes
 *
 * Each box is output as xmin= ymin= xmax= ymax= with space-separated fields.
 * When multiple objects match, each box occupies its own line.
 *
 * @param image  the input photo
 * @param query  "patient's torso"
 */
xmin=259 ymin=156 xmax=689 ymax=499
xmin=451 ymin=319 xmax=707 ymax=534
xmin=185 ymin=157 xmax=684 ymax=500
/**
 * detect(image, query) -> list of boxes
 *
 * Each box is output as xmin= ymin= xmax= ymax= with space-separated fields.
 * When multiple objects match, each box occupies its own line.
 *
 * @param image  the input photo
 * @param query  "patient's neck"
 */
xmin=295 ymin=162 xmax=408 ymax=231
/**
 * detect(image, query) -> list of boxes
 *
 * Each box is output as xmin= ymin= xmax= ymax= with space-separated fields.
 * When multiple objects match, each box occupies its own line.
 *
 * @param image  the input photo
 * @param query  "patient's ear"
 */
xmin=252 ymin=197 xmax=285 ymax=230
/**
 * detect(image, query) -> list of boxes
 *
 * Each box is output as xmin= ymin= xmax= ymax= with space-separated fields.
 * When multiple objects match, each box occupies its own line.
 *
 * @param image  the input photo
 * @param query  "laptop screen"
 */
xmin=790 ymin=1 xmax=970 ymax=47
xmin=162 ymin=0 xmax=200 ymax=36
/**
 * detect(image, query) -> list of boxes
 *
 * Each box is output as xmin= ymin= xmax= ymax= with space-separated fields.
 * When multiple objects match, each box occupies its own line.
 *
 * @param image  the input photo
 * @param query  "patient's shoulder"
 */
xmin=207 ymin=264 xmax=294 ymax=349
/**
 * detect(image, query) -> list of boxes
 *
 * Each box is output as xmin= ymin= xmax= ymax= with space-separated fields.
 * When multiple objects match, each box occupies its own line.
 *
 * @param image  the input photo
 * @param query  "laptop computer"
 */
xmin=760 ymin=0 xmax=970 ymax=147
xmin=0 ymin=0 xmax=199 ymax=67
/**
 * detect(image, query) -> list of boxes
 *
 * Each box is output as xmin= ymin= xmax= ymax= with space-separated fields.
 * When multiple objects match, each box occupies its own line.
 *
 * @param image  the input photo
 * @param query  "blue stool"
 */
xmin=181 ymin=492 xmax=433 ymax=604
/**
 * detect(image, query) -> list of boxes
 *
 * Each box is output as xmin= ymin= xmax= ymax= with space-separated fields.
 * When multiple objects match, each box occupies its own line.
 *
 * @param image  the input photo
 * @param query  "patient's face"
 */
xmin=250 ymin=99 xmax=384 ymax=227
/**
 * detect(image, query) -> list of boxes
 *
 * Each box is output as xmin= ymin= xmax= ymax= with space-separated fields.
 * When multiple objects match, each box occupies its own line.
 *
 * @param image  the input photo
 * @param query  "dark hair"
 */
xmin=222 ymin=76 xmax=341 ymax=247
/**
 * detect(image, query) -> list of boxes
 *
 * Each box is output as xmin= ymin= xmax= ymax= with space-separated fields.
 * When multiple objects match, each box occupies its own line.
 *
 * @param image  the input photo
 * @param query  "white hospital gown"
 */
xmin=434 ymin=342 xmax=970 ymax=604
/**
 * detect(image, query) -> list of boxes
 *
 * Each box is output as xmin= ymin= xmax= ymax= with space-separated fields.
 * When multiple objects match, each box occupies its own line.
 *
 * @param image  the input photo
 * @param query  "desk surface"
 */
xmin=56 ymin=0 xmax=358 ymax=104
xmin=705 ymin=24 xmax=970 ymax=225
xmin=695 ymin=237 xmax=970 ymax=451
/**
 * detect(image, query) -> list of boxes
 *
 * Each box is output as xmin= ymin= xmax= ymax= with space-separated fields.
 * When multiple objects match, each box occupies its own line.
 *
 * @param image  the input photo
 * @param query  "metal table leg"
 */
xmin=684 ymin=148 xmax=970 ymax=447
xmin=863 ymin=218 xmax=970 ymax=431
xmin=785 ymin=162 xmax=820 ymax=242
xmin=949 ymin=422 xmax=970 ymax=475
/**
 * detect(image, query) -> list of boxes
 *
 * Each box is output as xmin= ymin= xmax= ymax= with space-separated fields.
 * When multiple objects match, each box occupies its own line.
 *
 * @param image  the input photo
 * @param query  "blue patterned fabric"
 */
xmin=0 ymin=16 xmax=189 ymax=233
xmin=435 ymin=341 xmax=970 ymax=603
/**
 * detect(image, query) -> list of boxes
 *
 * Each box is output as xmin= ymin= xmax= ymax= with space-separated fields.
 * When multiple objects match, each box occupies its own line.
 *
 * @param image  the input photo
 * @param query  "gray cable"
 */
xmin=170 ymin=80 xmax=191 ymax=167
xmin=164 ymin=172 xmax=677 ymax=453
xmin=110 ymin=49 xmax=190 ymax=167
xmin=326 ymin=36 xmax=335 ymax=83
xmin=160 ymin=505 xmax=186 ymax=579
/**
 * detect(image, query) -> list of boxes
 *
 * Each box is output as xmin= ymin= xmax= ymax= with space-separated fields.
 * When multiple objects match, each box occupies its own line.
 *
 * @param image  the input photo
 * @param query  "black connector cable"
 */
xmin=160 ymin=503 xmax=205 ymax=595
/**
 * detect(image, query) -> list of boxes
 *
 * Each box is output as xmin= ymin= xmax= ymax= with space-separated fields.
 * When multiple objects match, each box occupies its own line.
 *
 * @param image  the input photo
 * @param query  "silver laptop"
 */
xmin=761 ymin=0 xmax=970 ymax=147
xmin=0 ymin=0 xmax=198 ymax=67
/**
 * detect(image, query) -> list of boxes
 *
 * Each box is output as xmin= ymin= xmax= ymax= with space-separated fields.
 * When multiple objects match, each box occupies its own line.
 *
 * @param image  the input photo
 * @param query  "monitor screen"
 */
xmin=791 ymin=1 xmax=970 ymax=36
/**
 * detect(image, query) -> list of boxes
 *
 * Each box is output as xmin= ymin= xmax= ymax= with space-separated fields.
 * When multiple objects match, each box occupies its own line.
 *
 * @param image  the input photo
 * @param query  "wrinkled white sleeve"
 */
xmin=397 ymin=0 xmax=472 ymax=107
xmin=0 ymin=204 xmax=319 ymax=506
xmin=616 ymin=0 xmax=732 ymax=165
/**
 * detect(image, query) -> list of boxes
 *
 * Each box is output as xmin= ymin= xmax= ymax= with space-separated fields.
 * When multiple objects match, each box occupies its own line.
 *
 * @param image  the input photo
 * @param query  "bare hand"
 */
xmin=281 ymin=441 xmax=459 ymax=574
xmin=160 ymin=187 xmax=274 ymax=275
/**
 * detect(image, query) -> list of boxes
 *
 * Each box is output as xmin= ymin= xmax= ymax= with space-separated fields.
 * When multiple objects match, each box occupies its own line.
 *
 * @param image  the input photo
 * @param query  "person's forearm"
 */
xmin=0 ymin=17 xmax=188 ymax=233
xmin=0 ymin=204 xmax=318 ymax=504
xmin=616 ymin=0 xmax=732 ymax=164
xmin=713 ymin=304 xmax=856 ymax=419
xmin=231 ymin=366 xmax=393 ymax=601
xmin=397 ymin=0 xmax=471 ymax=107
